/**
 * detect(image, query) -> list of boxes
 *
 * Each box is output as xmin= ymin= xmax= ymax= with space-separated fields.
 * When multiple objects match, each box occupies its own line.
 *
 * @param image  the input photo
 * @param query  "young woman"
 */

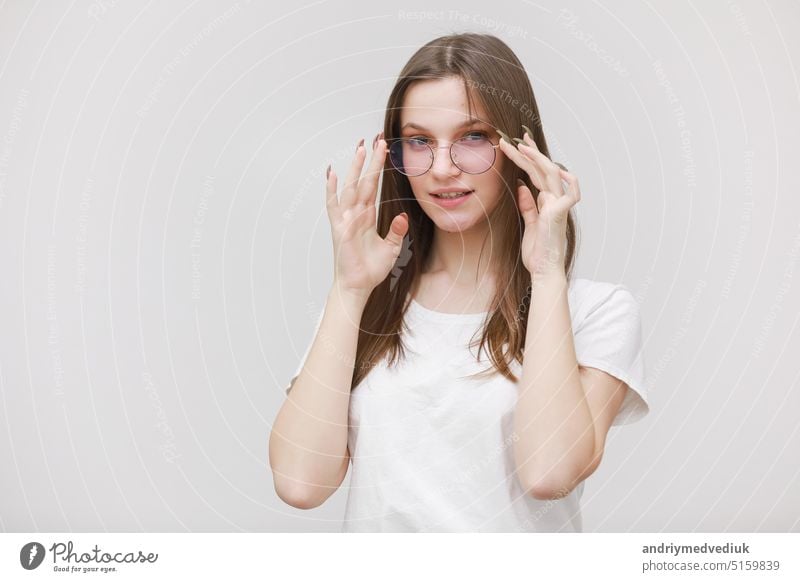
xmin=269 ymin=32 xmax=649 ymax=532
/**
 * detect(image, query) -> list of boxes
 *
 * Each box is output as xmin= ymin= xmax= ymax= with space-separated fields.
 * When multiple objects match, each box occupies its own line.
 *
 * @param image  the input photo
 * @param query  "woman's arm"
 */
xmin=268 ymin=135 xmax=407 ymax=509
xmin=268 ymin=285 xmax=368 ymax=509
xmin=513 ymin=273 xmax=596 ymax=500
xmin=498 ymin=131 xmax=628 ymax=501
xmin=513 ymin=272 xmax=630 ymax=501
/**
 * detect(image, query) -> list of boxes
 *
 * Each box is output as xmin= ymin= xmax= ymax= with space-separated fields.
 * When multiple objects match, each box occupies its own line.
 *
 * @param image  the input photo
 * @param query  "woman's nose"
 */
xmin=429 ymin=145 xmax=461 ymax=179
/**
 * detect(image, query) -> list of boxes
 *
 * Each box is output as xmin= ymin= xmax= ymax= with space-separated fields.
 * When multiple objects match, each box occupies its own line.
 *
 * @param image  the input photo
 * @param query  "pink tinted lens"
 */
xmin=389 ymin=139 xmax=433 ymax=176
xmin=452 ymin=137 xmax=495 ymax=173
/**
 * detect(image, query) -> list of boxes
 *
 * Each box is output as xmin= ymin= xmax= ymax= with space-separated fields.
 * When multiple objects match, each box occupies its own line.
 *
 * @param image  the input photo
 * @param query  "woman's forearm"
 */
xmin=269 ymin=285 xmax=367 ymax=507
xmin=513 ymin=272 xmax=595 ymax=499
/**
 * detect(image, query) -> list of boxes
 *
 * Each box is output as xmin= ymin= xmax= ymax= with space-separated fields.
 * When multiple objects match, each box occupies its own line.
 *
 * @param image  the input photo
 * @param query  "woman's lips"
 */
xmin=430 ymin=190 xmax=474 ymax=208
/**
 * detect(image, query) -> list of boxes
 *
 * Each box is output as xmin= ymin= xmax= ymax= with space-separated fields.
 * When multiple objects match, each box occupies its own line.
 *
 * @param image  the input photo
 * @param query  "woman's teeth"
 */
xmin=433 ymin=190 xmax=473 ymax=199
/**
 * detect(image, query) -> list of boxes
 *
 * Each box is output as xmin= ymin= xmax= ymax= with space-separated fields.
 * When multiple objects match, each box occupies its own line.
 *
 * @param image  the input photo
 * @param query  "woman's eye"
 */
xmin=463 ymin=131 xmax=488 ymax=141
xmin=405 ymin=132 xmax=486 ymax=146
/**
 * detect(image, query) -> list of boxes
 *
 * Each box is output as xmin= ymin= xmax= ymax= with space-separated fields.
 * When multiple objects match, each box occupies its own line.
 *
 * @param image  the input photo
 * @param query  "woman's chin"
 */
xmin=431 ymin=212 xmax=485 ymax=233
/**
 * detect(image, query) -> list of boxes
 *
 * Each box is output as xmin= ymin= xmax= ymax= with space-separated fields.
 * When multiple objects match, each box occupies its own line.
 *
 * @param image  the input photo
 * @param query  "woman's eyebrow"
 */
xmin=400 ymin=119 xmax=487 ymax=132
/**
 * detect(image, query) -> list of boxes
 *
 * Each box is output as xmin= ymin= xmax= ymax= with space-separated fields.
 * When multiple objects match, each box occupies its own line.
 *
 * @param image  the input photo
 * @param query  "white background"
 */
xmin=0 ymin=0 xmax=798 ymax=532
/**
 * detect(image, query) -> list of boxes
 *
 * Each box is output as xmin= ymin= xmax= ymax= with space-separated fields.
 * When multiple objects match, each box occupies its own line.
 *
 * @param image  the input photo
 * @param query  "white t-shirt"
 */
xmin=285 ymin=277 xmax=649 ymax=532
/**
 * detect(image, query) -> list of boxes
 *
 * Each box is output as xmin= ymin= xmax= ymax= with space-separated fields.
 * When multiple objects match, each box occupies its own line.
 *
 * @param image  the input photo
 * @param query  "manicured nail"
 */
xmin=521 ymin=125 xmax=534 ymax=140
xmin=497 ymin=129 xmax=512 ymax=143
xmin=326 ymin=164 xmax=331 ymax=179
xmin=355 ymin=138 xmax=365 ymax=153
xmin=372 ymin=133 xmax=379 ymax=150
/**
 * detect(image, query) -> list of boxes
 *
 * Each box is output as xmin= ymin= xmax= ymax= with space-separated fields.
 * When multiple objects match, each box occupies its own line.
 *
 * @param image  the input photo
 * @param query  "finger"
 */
xmin=325 ymin=164 xmax=340 ymax=220
xmin=498 ymin=139 xmax=545 ymax=192
xmin=559 ymin=168 xmax=581 ymax=203
xmin=383 ymin=212 xmax=409 ymax=253
xmin=516 ymin=179 xmax=538 ymax=226
xmin=538 ymin=190 xmax=575 ymax=223
xmin=357 ymin=136 xmax=387 ymax=206
xmin=517 ymin=141 xmax=563 ymax=196
xmin=340 ymin=139 xmax=367 ymax=207
xmin=522 ymin=128 xmax=536 ymax=145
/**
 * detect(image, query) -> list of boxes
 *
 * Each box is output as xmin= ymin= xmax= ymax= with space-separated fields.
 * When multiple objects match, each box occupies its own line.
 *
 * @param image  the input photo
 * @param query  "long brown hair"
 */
xmin=352 ymin=32 xmax=578 ymax=389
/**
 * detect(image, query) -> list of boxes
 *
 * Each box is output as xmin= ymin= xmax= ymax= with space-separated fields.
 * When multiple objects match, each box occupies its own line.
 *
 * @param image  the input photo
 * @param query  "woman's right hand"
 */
xmin=326 ymin=135 xmax=409 ymax=301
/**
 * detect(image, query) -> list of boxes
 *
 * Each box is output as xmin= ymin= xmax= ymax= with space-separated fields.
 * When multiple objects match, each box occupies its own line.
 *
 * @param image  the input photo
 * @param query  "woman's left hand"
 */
xmin=498 ymin=129 xmax=581 ymax=280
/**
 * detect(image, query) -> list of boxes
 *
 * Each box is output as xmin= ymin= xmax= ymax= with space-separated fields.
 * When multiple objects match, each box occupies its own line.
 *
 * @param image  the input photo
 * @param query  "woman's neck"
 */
xmin=425 ymin=220 xmax=500 ymax=287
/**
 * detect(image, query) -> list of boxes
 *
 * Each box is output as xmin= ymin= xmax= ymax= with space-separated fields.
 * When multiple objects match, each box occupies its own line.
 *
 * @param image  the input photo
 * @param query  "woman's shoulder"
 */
xmin=568 ymin=276 xmax=638 ymax=317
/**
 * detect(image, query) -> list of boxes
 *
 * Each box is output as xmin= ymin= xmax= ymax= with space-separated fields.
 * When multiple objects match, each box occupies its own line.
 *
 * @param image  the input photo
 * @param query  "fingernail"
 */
xmin=516 ymin=178 xmax=525 ymax=188
xmin=497 ymin=129 xmax=512 ymax=143
xmin=521 ymin=125 xmax=534 ymax=140
xmin=326 ymin=164 xmax=331 ymax=179
xmin=356 ymin=138 xmax=364 ymax=152
xmin=372 ymin=133 xmax=379 ymax=150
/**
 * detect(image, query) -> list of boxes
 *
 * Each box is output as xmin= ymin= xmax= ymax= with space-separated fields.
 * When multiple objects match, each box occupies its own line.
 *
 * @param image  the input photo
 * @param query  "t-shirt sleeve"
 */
xmin=572 ymin=283 xmax=649 ymax=426
xmin=284 ymin=300 xmax=327 ymax=395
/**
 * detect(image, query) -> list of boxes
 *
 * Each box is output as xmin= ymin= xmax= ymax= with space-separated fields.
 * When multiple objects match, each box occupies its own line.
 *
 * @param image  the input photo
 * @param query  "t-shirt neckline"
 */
xmin=408 ymin=297 xmax=489 ymax=323
xmin=405 ymin=278 xmax=579 ymax=323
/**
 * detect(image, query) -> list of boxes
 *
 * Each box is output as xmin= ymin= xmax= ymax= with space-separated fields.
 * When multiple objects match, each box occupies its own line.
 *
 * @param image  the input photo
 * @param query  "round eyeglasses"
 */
xmin=387 ymin=133 xmax=501 ymax=177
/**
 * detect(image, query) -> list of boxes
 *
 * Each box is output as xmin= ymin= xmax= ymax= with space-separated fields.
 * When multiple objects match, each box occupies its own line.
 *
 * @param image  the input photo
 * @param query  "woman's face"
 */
xmin=398 ymin=77 xmax=507 ymax=232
